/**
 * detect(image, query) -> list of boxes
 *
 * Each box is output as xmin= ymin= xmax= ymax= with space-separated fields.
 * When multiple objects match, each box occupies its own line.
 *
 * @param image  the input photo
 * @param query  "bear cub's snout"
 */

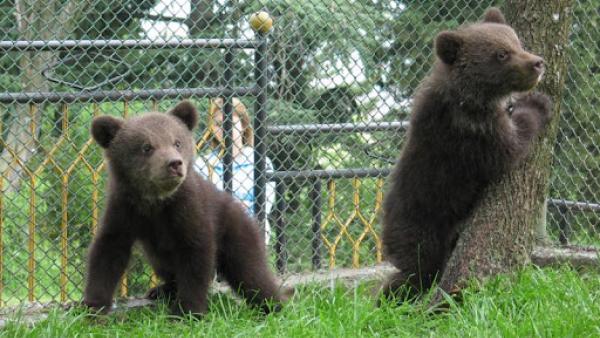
xmin=167 ymin=158 xmax=184 ymax=177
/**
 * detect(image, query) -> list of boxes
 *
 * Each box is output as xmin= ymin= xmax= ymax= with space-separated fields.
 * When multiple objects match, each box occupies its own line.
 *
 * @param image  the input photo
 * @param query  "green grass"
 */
xmin=1 ymin=266 xmax=599 ymax=337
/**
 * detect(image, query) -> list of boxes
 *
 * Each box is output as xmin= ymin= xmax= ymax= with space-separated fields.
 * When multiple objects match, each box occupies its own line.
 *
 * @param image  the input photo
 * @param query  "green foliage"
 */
xmin=73 ymin=0 xmax=159 ymax=38
xmin=548 ymin=0 xmax=600 ymax=240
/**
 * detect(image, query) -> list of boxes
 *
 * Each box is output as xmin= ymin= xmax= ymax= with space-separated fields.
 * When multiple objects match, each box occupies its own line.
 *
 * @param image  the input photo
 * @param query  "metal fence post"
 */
xmin=222 ymin=48 xmax=234 ymax=193
xmin=310 ymin=178 xmax=323 ymax=270
xmin=273 ymin=179 xmax=288 ymax=273
xmin=253 ymin=32 xmax=269 ymax=230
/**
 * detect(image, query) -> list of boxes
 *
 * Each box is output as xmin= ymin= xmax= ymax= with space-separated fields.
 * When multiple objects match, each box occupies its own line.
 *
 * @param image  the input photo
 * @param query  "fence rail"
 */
xmin=0 ymin=87 xmax=259 ymax=104
xmin=268 ymin=168 xmax=392 ymax=180
xmin=548 ymin=199 xmax=600 ymax=213
xmin=0 ymin=39 xmax=260 ymax=51
xmin=267 ymin=121 xmax=410 ymax=135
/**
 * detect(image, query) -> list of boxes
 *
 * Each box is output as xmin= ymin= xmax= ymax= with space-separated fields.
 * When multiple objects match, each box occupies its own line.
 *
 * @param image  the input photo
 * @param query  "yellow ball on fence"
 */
xmin=249 ymin=11 xmax=273 ymax=34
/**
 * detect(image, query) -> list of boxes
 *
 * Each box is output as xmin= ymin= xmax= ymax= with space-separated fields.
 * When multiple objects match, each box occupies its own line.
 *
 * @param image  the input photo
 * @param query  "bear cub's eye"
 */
xmin=174 ymin=140 xmax=182 ymax=149
xmin=142 ymin=143 xmax=154 ymax=154
xmin=496 ymin=50 xmax=510 ymax=62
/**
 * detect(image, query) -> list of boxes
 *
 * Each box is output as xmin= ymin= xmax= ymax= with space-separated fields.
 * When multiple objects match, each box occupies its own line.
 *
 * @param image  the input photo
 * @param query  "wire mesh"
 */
xmin=0 ymin=0 xmax=597 ymax=306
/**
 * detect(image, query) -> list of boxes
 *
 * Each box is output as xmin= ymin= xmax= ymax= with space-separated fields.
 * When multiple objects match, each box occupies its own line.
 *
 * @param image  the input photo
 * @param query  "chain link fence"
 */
xmin=0 ymin=0 xmax=598 ymax=306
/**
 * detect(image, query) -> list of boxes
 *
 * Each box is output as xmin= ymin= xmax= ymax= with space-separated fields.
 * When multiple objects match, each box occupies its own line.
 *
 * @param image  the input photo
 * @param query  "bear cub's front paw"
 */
xmin=83 ymin=298 xmax=112 ymax=314
xmin=514 ymin=92 xmax=553 ymax=123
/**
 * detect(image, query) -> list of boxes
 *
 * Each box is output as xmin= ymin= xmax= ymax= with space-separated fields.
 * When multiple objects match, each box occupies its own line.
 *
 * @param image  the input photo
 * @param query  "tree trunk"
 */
xmin=432 ymin=1 xmax=574 ymax=304
xmin=0 ymin=0 xmax=80 ymax=192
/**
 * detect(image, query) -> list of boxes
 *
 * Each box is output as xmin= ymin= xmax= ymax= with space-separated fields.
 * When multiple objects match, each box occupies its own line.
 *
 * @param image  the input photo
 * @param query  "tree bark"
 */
xmin=0 ymin=0 xmax=81 ymax=191
xmin=432 ymin=1 xmax=574 ymax=304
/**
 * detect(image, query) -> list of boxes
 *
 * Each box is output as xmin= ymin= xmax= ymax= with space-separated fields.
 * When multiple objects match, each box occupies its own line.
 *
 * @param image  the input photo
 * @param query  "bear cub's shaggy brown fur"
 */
xmin=84 ymin=101 xmax=287 ymax=317
xmin=380 ymin=8 xmax=553 ymax=301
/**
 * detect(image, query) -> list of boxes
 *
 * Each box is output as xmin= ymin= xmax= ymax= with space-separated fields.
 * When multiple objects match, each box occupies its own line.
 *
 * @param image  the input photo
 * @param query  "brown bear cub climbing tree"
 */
xmin=380 ymin=7 xmax=552 ymax=302
xmin=84 ymin=101 xmax=288 ymax=317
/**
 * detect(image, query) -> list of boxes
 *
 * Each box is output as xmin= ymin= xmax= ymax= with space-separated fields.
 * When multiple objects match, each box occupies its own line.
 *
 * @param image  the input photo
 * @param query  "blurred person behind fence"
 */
xmin=194 ymin=98 xmax=276 ymax=245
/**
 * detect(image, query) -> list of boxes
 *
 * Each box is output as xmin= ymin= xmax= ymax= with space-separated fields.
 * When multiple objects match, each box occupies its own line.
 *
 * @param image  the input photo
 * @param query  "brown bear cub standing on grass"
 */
xmin=84 ymin=101 xmax=287 ymax=317
xmin=380 ymin=8 xmax=553 ymax=302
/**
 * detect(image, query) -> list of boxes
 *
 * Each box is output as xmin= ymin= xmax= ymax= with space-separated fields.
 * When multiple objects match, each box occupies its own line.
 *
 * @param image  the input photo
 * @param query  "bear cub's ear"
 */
xmin=435 ymin=31 xmax=463 ymax=65
xmin=483 ymin=7 xmax=506 ymax=24
xmin=91 ymin=115 xmax=124 ymax=148
xmin=170 ymin=100 xmax=198 ymax=131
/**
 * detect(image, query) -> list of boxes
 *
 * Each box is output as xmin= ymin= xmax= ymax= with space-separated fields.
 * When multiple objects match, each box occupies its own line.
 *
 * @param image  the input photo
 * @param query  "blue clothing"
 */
xmin=194 ymin=147 xmax=275 ymax=244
